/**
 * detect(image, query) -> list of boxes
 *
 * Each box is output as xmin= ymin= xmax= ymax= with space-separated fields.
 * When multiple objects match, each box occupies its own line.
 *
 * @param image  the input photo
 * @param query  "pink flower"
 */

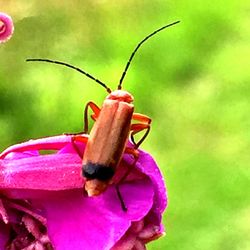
xmin=0 ymin=12 xmax=14 ymax=43
xmin=0 ymin=135 xmax=167 ymax=249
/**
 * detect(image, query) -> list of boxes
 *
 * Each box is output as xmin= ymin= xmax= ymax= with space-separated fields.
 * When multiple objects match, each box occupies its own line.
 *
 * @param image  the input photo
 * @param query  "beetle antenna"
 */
xmin=26 ymin=58 xmax=112 ymax=93
xmin=118 ymin=20 xmax=180 ymax=90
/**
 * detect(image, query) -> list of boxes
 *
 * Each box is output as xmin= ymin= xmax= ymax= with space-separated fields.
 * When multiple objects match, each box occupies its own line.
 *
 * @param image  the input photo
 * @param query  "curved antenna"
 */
xmin=118 ymin=20 xmax=180 ymax=89
xmin=26 ymin=58 xmax=112 ymax=93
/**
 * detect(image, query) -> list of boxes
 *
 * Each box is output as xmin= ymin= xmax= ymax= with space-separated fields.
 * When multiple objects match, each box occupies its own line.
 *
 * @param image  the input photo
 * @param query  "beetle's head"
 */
xmin=106 ymin=90 xmax=134 ymax=103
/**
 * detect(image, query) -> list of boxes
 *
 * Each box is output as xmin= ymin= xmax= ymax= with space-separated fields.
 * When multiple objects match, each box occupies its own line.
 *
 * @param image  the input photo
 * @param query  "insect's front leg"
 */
xmin=130 ymin=113 xmax=151 ymax=149
xmin=71 ymin=134 xmax=89 ymax=158
xmin=64 ymin=101 xmax=100 ymax=136
xmin=83 ymin=101 xmax=100 ymax=133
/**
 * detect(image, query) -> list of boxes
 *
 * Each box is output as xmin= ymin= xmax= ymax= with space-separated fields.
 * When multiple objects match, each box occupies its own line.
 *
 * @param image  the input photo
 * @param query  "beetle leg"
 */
xmin=130 ymin=123 xmax=150 ymax=149
xmin=124 ymin=147 xmax=139 ymax=160
xmin=71 ymin=134 xmax=89 ymax=158
xmin=83 ymin=101 xmax=100 ymax=133
xmin=63 ymin=131 xmax=87 ymax=136
xmin=65 ymin=102 xmax=100 ymax=136
xmin=115 ymin=147 xmax=140 ymax=212
xmin=132 ymin=113 xmax=152 ymax=125
xmin=115 ymin=185 xmax=127 ymax=212
xmin=130 ymin=113 xmax=151 ymax=148
xmin=120 ymin=147 xmax=139 ymax=182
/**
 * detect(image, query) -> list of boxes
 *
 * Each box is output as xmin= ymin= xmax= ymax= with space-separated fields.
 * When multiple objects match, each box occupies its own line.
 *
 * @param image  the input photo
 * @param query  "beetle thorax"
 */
xmin=106 ymin=90 xmax=134 ymax=103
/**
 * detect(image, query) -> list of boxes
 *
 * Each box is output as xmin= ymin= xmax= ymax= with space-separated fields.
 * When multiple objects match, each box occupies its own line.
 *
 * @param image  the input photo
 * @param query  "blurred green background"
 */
xmin=1 ymin=1 xmax=250 ymax=249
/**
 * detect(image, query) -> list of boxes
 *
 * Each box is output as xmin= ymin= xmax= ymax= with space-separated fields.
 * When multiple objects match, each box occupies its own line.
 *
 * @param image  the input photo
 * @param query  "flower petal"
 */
xmin=0 ymin=134 xmax=167 ymax=249
xmin=41 ymin=179 xmax=154 ymax=250
xmin=0 ymin=135 xmax=73 ymax=160
xmin=0 ymin=153 xmax=83 ymax=192
xmin=123 ymin=148 xmax=167 ymax=228
xmin=0 ymin=12 xmax=14 ymax=43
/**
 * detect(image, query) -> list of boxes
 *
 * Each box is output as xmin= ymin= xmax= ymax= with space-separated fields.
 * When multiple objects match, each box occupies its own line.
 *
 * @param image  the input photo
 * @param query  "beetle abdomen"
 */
xmin=82 ymin=98 xmax=134 ymax=197
xmin=82 ymin=162 xmax=115 ymax=181
xmin=83 ymin=99 xmax=134 ymax=169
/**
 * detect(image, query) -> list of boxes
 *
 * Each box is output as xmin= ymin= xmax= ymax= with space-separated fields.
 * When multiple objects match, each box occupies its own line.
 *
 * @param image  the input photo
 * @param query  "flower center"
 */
xmin=1 ymin=197 xmax=54 ymax=249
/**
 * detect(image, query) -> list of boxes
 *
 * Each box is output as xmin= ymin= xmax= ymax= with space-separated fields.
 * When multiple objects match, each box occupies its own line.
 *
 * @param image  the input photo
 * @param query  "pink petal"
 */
xmin=0 ymin=135 xmax=73 ymax=160
xmin=41 ymin=179 xmax=154 ymax=250
xmin=123 ymin=147 xmax=167 ymax=229
xmin=0 ymin=154 xmax=83 ymax=191
xmin=125 ymin=149 xmax=167 ymax=213
xmin=0 ymin=134 xmax=167 ymax=249
xmin=0 ymin=13 xmax=14 ymax=43
xmin=132 ymin=241 xmax=146 ymax=250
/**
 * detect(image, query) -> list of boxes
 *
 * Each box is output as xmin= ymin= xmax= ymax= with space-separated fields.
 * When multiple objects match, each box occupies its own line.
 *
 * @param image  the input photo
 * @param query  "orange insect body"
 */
xmin=27 ymin=21 xmax=180 ymax=209
xmin=83 ymin=90 xmax=134 ymax=196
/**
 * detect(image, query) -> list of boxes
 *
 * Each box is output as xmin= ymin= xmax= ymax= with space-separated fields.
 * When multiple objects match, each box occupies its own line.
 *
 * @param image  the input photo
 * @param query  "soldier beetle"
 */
xmin=27 ymin=21 xmax=180 ymax=210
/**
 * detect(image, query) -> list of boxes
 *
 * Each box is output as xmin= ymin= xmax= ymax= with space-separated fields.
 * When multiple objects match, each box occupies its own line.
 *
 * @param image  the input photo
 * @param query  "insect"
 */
xmin=27 ymin=21 xmax=180 ymax=210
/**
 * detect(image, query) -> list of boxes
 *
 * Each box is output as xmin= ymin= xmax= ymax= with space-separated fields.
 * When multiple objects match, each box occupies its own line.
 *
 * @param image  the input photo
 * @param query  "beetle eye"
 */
xmin=82 ymin=163 xmax=115 ymax=181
